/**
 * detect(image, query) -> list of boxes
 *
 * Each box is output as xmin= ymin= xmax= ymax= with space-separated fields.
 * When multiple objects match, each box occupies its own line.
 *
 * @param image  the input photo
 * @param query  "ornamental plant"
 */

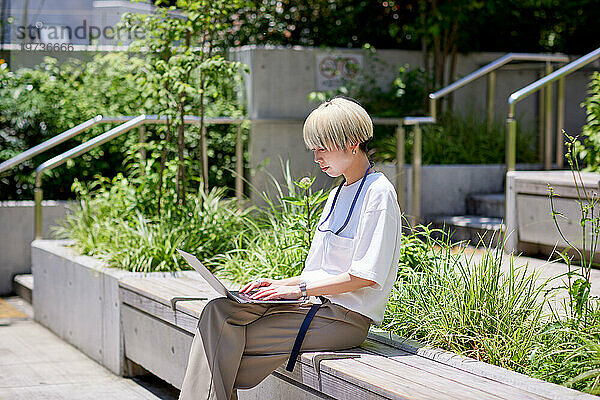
xmin=574 ymin=72 xmax=600 ymax=171
xmin=212 ymin=162 xmax=329 ymax=284
xmin=120 ymin=0 xmax=247 ymax=213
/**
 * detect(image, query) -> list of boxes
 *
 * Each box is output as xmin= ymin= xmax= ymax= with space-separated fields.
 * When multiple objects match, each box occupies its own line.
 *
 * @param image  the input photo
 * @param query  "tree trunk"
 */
xmin=176 ymin=102 xmax=186 ymax=206
xmin=157 ymin=115 xmax=172 ymax=217
xmin=447 ymin=44 xmax=458 ymax=113
xmin=420 ymin=0 xmax=429 ymax=113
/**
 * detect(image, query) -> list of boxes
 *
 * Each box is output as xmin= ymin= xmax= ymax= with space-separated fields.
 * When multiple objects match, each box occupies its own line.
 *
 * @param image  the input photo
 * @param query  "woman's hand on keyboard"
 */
xmin=248 ymin=284 xmax=302 ymax=300
xmin=240 ymin=278 xmax=274 ymax=294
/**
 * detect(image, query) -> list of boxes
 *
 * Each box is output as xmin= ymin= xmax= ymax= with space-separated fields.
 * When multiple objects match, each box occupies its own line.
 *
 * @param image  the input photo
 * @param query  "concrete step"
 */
xmin=13 ymin=274 xmax=33 ymax=304
xmin=429 ymin=215 xmax=505 ymax=248
xmin=466 ymin=193 xmax=505 ymax=218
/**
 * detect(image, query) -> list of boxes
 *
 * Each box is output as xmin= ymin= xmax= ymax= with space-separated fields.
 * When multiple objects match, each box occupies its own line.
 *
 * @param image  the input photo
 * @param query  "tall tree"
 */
xmin=121 ymin=0 xmax=245 ymax=212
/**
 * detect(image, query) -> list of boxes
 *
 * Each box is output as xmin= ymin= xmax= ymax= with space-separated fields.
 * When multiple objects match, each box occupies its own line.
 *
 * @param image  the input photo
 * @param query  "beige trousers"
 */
xmin=178 ymin=297 xmax=371 ymax=400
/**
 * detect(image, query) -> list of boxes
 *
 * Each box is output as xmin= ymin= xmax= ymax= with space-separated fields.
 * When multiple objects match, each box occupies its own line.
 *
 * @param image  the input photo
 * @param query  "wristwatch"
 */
xmin=299 ymin=281 xmax=308 ymax=300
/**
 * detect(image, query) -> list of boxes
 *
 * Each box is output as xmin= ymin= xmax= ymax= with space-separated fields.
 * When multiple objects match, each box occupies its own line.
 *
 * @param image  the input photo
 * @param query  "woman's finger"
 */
xmin=251 ymin=287 xmax=277 ymax=299
xmin=241 ymin=279 xmax=265 ymax=293
xmin=239 ymin=282 xmax=254 ymax=293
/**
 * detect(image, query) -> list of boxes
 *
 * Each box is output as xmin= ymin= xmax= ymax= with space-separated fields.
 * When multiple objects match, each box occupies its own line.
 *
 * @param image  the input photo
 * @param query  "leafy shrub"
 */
xmin=0 ymin=54 xmax=246 ymax=201
xmin=0 ymin=54 xmax=148 ymax=199
xmin=53 ymin=163 xmax=249 ymax=272
xmin=574 ymin=72 xmax=600 ymax=171
xmin=212 ymin=162 xmax=329 ymax=284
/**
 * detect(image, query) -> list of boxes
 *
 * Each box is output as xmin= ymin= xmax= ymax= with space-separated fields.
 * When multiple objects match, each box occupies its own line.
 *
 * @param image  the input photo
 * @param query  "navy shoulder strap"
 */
xmin=285 ymin=297 xmax=326 ymax=372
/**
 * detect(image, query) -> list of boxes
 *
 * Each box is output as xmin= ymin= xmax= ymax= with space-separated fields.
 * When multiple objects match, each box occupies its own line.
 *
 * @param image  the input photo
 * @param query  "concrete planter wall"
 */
xmin=31 ymin=240 xmax=172 ymax=375
xmin=505 ymin=171 xmax=600 ymax=259
xmin=0 ymin=200 xmax=71 ymax=296
xmin=31 ymin=240 xmax=317 ymax=398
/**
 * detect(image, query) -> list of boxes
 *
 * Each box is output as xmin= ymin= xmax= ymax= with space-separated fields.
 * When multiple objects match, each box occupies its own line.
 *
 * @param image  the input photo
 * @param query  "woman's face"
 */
xmin=312 ymin=144 xmax=355 ymax=177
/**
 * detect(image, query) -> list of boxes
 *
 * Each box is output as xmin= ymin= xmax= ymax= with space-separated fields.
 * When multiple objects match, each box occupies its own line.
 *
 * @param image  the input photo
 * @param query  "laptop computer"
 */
xmin=176 ymin=248 xmax=303 ymax=304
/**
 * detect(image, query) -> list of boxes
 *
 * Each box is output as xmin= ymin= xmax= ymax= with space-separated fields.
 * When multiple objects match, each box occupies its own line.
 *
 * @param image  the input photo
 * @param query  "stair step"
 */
xmin=13 ymin=274 xmax=33 ymax=304
xmin=466 ymin=193 xmax=505 ymax=218
xmin=429 ymin=215 xmax=505 ymax=248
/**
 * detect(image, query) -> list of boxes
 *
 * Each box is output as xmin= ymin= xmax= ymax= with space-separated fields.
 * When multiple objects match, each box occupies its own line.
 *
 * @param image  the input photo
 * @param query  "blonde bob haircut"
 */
xmin=303 ymin=97 xmax=373 ymax=152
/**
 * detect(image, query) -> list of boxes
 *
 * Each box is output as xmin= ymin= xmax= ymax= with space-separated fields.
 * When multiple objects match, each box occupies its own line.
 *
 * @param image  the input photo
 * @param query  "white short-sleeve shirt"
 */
xmin=300 ymin=172 xmax=402 ymax=326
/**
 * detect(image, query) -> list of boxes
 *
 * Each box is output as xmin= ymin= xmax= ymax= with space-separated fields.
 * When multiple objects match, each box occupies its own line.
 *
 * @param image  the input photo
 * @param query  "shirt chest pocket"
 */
xmin=322 ymin=231 xmax=355 ymax=274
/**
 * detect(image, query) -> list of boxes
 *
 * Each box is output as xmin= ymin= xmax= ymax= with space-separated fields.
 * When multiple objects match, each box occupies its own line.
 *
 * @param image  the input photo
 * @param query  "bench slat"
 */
xmin=338 ymin=348 xmax=510 ymax=400
xmin=360 ymin=340 xmax=545 ymax=400
xmin=317 ymin=357 xmax=462 ymax=400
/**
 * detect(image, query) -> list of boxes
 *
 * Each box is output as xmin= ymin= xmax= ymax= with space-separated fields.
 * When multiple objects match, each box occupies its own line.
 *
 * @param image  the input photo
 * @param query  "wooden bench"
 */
xmin=119 ymin=273 xmax=596 ymax=400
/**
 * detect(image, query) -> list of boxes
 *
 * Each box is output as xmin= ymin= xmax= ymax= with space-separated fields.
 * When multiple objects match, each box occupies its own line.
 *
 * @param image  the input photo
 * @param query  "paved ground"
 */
xmin=0 ymin=297 xmax=180 ymax=400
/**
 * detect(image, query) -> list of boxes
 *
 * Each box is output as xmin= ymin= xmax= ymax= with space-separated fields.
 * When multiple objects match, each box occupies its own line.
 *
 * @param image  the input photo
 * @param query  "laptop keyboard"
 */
xmin=233 ymin=291 xmax=256 ymax=301
xmin=231 ymin=291 xmax=298 ymax=303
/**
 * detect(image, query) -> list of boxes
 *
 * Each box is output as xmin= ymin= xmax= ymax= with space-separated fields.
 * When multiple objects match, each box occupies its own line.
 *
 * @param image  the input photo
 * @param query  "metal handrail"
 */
xmin=508 ymin=48 xmax=600 ymax=106
xmin=428 ymin=52 xmax=569 ymax=123
xmin=35 ymin=116 xmax=147 ymax=188
xmin=0 ymin=114 xmax=245 ymax=176
xmin=0 ymin=115 xmax=105 ymax=175
xmin=505 ymin=47 xmax=600 ymax=172
xmin=26 ymin=112 xmax=430 ymax=236
xmin=33 ymin=114 xmax=246 ymax=239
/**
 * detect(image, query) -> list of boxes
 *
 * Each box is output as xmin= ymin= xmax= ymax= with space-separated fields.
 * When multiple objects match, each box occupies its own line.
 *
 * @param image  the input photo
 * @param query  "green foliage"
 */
xmin=212 ymin=162 xmax=329 ymax=284
xmin=574 ymin=72 xmax=600 ymax=171
xmin=228 ymin=0 xmax=410 ymax=49
xmin=0 ymin=52 xmax=246 ymax=201
xmin=371 ymin=111 xmax=539 ymax=165
xmin=120 ymin=0 xmax=248 ymax=206
xmin=528 ymin=133 xmax=600 ymax=393
xmin=550 ymin=135 xmax=598 ymax=324
xmin=53 ymin=164 xmax=249 ymax=272
xmin=0 ymin=54 xmax=148 ymax=199
xmin=530 ymin=304 xmax=600 ymax=393
xmin=228 ymin=1 xmax=600 ymax=54
xmin=384 ymin=230 xmax=549 ymax=373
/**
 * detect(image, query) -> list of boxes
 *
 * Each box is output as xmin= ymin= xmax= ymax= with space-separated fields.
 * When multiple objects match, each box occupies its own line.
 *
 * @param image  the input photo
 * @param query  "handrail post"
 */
xmin=235 ymin=122 xmax=243 ymax=201
xmin=487 ymin=71 xmax=496 ymax=132
xmin=506 ymin=103 xmax=517 ymax=172
xmin=544 ymin=62 xmax=554 ymax=170
xmin=138 ymin=125 xmax=146 ymax=166
xmin=538 ymin=70 xmax=545 ymax=164
xmin=411 ymin=124 xmax=422 ymax=226
xmin=202 ymin=125 xmax=209 ymax=186
xmin=429 ymin=98 xmax=437 ymax=122
xmin=34 ymin=187 xmax=43 ymax=240
xmin=395 ymin=125 xmax=405 ymax=211
xmin=556 ymin=77 xmax=565 ymax=168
